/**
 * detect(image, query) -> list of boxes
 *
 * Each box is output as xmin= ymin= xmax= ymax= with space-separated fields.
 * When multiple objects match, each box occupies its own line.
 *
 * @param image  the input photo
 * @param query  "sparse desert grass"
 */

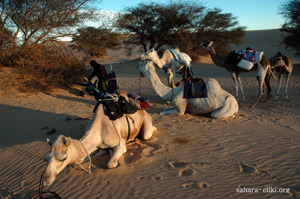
xmin=0 ymin=43 xmax=88 ymax=92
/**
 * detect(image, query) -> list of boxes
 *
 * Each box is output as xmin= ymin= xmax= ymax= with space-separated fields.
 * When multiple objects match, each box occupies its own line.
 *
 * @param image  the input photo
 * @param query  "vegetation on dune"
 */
xmin=0 ymin=0 xmax=99 ymax=91
xmin=116 ymin=1 xmax=246 ymax=59
xmin=0 ymin=0 xmax=251 ymax=92
xmin=70 ymin=27 xmax=122 ymax=58
xmin=279 ymin=0 xmax=300 ymax=56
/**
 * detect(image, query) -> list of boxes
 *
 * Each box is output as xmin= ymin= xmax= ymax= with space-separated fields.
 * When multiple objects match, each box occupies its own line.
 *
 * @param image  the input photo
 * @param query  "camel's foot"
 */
xmin=251 ymin=102 xmax=258 ymax=108
xmin=238 ymin=97 xmax=246 ymax=102
xmin=285 ymin=95 xmax=289 ymax=101
xmin=107 ymin=159 xmax=118 ymax=169
xmin=264 ymin=93 xmax=272 ymax=102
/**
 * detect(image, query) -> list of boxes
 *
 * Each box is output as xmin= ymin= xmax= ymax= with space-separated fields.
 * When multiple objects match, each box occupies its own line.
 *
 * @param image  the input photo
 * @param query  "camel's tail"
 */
xmin=210 ymin=95 xmax=239 ymax=119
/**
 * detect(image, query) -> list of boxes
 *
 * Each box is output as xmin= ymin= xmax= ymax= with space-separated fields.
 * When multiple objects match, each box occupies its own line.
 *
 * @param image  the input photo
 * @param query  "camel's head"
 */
xmin=137 ymin=61 xmax=156 ymax=77
xmin=44 ymin=135 xmax=72 ymax=186
xmin=140 ymin=49 xmax=156 ymax=61
xmin=270 ymin=52 xmax=286 ymax=68
xmin=199 ymin=41 xmax=214 ymax=50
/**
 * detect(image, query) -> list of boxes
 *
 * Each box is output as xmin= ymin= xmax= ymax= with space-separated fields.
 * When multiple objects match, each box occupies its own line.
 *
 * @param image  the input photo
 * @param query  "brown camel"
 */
xmin=199 ymin=41 xmax=272 ymax=107
xmin=269 ymin=52 xmax=293 ymax=101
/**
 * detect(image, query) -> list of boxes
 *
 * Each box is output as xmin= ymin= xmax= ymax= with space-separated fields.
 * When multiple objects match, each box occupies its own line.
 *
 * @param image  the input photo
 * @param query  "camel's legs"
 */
xmin=275 ymin=73 xmax=283 ymax=101
xmin=252 ymin=65 xmax=268 ymax=107
xmin=284 ymin=73 xmax=291 ymax=100
xmin=230 ymin=72 xmax=240 ymax=100
xmin=141 ymin=111 xmax=157 ymax=140
xmin=264 ymin=73 xmax=272 ymax=101
xmin=236 ymin=75 xmax=246 ymax=101
xmin=107 ymin=139 xmax=127 ymax=169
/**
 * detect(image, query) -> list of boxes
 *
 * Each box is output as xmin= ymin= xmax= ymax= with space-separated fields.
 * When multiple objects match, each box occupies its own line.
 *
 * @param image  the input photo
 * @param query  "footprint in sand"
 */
xmin=137 ymin=175 xmax=162 ymax=181
xmin=182 ymin=181 xmax=209 ymax=189
xmin=167 ymin=161 xmax=188 ymax=169
xmin=238 ymin=162 xmax=256 ymax=175
xmin=151 ymin=175 xmax=162 ymax=181
xmin=178 ymin=167 xmax=196 ymax=177
xmin=239 ymin=162 xmax=270 ymax=177
xmin=166 ymin=161 xmax=196 ymax=177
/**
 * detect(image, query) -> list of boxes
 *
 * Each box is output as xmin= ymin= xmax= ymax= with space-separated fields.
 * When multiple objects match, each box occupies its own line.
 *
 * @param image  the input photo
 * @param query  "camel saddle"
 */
xmin=235 ymin=50 xmax=264 ymax=70
xmin=183 ymin=79 xmax=208 ymax=98
xmin=93 ymin=95 xmax=138 ymax=120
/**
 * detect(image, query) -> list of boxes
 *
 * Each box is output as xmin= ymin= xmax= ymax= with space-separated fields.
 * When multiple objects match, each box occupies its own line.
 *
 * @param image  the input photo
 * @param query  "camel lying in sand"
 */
xmin=44 ymin=103 xmax=157 ymax=186
xmin=137 ymin=61 xmax=239 ymax=118
xmin=269 ymin=52 xmax=293 ymax=101
xmin=140 ymin=48 xmax=193 ymax=87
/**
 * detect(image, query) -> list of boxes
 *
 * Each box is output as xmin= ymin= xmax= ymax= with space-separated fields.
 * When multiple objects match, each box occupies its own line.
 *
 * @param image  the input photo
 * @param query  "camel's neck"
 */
xmin=167 ymin=72 xmax=176 ymax=88
xmin=145 ymin=68 xmax=174 ymax=101
xmin=79 ymin=105 xmax=104 ymax=154
xmin=208 ymin=47 xmax=225 ymax=68
xmin=150 ymin=52 xmax=165 ymax=69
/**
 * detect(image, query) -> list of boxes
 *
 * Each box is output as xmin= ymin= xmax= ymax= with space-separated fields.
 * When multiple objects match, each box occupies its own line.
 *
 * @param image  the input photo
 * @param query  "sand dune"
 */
xmin=1 ymin=29 xmax=300 ymax=199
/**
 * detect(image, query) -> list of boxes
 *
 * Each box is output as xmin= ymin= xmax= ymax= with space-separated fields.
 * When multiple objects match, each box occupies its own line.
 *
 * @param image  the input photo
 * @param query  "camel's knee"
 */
xmin=142 ymin=126 xmax=156 ymax=140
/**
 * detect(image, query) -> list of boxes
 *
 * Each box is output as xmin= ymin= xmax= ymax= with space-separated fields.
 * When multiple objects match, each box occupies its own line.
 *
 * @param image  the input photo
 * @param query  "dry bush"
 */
xmin=1 ymin=43 xmax=88 ymax=92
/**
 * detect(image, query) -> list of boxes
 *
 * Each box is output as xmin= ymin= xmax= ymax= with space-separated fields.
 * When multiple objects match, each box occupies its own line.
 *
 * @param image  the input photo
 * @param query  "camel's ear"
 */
xmin=62 ymin=136 xmax=71 ymax=146
xmin=47 ymin=138 xmax=52 ymax=146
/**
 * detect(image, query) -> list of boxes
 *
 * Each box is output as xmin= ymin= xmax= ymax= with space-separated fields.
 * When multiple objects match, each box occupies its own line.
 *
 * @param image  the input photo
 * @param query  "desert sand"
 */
xmin=1 ymin=29 xmax=300 ymax=199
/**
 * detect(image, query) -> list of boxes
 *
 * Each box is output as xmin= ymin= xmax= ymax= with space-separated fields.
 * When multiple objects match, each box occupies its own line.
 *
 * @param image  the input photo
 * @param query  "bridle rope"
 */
xmin=78 ymin=141 xmax=92 ymax=173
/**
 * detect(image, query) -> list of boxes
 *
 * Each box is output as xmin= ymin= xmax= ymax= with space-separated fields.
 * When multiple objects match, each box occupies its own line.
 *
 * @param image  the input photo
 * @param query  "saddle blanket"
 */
xmin=183 ymin=82 xmax=208 ymax=98
xmin=128 ymin=93 xmax=150 ymax=110
xmin=236 ymin=50 xmax=264 ymax=70
xmin=169 ymin=48 xmax=189 ymax=67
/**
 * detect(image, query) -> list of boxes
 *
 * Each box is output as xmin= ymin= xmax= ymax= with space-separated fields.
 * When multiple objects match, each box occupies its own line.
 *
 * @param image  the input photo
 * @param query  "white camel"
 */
xmin=137 ymin=61 xmax=239 ymax=118
xmin=44 ymin=103 xmax=157 ymax=186
xmin=140 ymin=48 xmax=193 ymax=86
xmin=269 ymin=52 xmax=293 ymax=101
xmin=199 ymin=41 xmax=272 ymax=107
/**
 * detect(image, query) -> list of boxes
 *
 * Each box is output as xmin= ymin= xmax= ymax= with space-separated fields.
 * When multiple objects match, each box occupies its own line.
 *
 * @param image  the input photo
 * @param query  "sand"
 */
xmin=1 ymin=29 xmax=300 ymax=199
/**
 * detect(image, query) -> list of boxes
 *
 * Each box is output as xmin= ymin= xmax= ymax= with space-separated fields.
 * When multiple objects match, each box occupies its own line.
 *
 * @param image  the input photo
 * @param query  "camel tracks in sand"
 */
xmin=167 ymin=161 xmax=188 ymax=169
xmin=137 ymin=175 xmax=163 ymax=181
xmin=151 ymin=175 xmax=163 ymax=181
xmin=238 ymin=162 xmax=269 ymax=177
xmin=182 ymin=181 xmax=209 ymax=189
xmin=124 ymin=141 xmax=162 ymax=165
xmin=179 ymin=168 xmax=196 ymax=177
xmin=238 ymin=162 xmax=256 ymax=175
xmin=173 ymin=137 xmax=190 ymax=145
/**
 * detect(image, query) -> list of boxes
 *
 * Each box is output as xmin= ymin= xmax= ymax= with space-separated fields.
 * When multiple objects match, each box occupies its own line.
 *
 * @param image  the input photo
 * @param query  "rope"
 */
xmin=139 ymin=71 xmax=141 ymax=96
xmin=125 ymin=116 xmax=131 ymax=141
xmin=29 ymin=174 xmax=62 ymax=199
xmin=78 ymin=141 xmax=92 ymax=173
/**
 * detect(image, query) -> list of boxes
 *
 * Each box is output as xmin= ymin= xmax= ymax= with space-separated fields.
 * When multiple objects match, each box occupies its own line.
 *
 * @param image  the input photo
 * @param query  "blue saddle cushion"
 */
xmin=183 ymin=82 xmax=208 ymax=98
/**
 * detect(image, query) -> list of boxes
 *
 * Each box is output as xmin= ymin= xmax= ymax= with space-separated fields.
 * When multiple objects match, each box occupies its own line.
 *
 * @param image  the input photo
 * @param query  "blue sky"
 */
xmin=98 ymin=0 xmax=286 ymax=30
